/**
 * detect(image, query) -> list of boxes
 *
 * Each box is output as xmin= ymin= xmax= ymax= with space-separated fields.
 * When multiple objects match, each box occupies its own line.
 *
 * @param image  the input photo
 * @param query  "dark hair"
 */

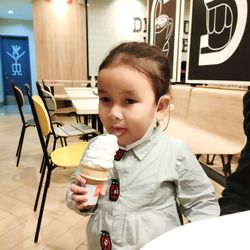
xmin=98 ymin=42 xmax=171 ymax=102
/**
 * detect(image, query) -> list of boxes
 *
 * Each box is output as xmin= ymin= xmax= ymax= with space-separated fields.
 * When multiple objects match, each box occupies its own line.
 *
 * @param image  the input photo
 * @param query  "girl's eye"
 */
xmin=124 ymin=99 xmax=136 ymax=104
xmin=100 ymin=97 xmax=110 ymax=103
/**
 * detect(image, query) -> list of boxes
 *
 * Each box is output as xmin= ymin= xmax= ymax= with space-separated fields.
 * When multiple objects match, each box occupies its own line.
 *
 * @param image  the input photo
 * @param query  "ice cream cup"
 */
xmin=80 ymin=163 xmax=109 ymax=205
xmin=79 ymin=134 xmax=118 ymax=205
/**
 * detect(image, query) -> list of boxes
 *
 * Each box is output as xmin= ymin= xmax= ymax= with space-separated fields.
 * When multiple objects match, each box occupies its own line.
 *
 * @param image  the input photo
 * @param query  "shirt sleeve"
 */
xmin=175 ymin=143 xmax=220 ymax=221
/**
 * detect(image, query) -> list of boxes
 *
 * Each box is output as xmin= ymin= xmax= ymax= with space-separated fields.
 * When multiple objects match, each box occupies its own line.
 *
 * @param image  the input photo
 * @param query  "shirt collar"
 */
xmin=118 ymin=118 xmax=159 ymax=160
xmin=130 ymin=127 xmax=160 ymax=161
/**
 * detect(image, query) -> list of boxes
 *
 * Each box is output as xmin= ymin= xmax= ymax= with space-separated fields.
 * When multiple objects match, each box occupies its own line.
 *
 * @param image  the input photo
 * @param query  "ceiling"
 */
xmin=0 ymin=0 xmax=33 ymax=21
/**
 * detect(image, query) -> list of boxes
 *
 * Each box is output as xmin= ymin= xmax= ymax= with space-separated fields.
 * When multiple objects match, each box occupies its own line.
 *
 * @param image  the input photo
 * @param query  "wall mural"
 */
xmin=187 ymin=0 xmax=249 ymax=85
xmin=148 ymin=0 xmax=181 ymax=81
xmin=7 ymin=45 xmax=26 ymax=76
xmin=182 ymin=20 xmax=189 ymax=53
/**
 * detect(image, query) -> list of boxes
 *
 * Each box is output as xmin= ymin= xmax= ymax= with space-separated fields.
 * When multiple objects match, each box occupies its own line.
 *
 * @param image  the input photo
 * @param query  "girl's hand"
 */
xmin=70 ymin=174 xmax=92 ymax=211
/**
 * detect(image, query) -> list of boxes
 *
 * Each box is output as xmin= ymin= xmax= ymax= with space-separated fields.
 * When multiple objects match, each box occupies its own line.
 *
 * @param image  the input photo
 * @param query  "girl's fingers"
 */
xmin=70 ymin=174 xmax=87 ymax=194
xmin=72 ymin=189 xmax=89 ymax=210
xmin=70 ymin=176 xmax=90 ymax=210
xmin=72 ymin=193 xmax=88 ymax=204
xmin=75 ymin=174 xmax=87 ymax=186
xmin=70 ymin=174 xmax=107 ymax=210
xmin=75 ymin=201 xmax=92 ymax=210
xmin=70 ymin=183 xmax=87 ymax=195
xmin=72 ymin=193 xmax=94 ymax=211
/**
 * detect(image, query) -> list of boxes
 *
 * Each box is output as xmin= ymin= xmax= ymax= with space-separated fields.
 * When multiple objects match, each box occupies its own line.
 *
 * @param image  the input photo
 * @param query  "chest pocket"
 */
xmin=115 ymin=158 xmax=160 ymax=210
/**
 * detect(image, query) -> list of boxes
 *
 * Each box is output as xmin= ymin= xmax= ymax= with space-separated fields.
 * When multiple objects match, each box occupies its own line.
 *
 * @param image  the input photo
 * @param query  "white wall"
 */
xmin=87 ymin=0 xmax=147 ymax=76
xmin=0 ymin=18 xmax=37 ymax=104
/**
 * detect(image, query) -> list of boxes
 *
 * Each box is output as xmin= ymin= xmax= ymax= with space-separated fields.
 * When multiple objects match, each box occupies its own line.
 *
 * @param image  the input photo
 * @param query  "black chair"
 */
xmin=11 ymin=83 xmax=36 ymax=166
xmin=36 ymin=81 xmax=76 ymax=118
xmin=41 ymin=79 xmax=52 ymax=93
xmin=36 ymin=81 xmax=99 ymax=150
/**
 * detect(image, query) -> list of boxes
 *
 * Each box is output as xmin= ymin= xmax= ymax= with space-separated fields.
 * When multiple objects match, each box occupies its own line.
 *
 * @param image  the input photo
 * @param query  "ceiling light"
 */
xmin=8 ymin=10 xmax=14 ymax=14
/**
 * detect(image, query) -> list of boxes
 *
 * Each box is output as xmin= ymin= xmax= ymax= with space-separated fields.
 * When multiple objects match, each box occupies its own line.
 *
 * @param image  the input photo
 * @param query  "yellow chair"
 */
xmin=25 ymin=83 xmax=87 ymax=243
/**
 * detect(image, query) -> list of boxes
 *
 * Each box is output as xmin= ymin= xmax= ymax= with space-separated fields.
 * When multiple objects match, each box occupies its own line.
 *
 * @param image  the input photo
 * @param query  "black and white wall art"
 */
xmin=187 ymin=0 xmax=250 ymax=85
xmin=148 ymin=0 xmax=182 ymax=82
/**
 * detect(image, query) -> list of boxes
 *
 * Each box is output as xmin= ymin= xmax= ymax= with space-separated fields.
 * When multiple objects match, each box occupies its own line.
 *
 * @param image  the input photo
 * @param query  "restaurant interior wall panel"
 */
xmin=32 ymin=0 xmax=87 ymax=80
xmin=87 ymin=0 xmax=147 ymax=77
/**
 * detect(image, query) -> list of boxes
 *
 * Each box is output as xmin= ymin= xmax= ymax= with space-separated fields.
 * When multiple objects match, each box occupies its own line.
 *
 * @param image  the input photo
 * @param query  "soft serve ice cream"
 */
xmin=80 ymin=134 xmax=119 ymax=184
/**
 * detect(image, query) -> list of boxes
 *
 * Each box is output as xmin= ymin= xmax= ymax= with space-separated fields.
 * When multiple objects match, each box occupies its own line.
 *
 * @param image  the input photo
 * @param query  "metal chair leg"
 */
xmin=64 ymin=138 xmax=67 ymax=146
xmin=52 ymin=136 xmax=58 ymax=150
xmin=16 ymin=125 xmax=26 ymax=166
xmin=39 ymin=156 xmax=45 ymax=174
xmin=34 ymin=167 xmax=52 ymax=243
xmin=206 ymin=154 xmax=216 ymax=165
xmin=220 ymin=154 xmax=233 ymax=177
xmin=16 ymin=125 xmax=25 ymax=156
xmin=60 ymin=137 xmax=64 ymax=147
xmin=40 ymin=135 xmax=51 ymax=173
xmin=34 ymin=159 xmax=47 ymax=212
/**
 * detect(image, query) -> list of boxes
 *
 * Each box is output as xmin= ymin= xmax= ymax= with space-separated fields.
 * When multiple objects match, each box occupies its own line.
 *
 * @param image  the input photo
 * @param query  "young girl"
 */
xmin=66 ymin=42 xmax=219 ymax=249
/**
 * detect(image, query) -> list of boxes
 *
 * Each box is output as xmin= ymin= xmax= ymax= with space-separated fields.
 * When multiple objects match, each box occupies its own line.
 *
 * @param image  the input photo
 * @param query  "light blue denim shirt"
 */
xmin=67 ymin=127 xmax=220 ymax=250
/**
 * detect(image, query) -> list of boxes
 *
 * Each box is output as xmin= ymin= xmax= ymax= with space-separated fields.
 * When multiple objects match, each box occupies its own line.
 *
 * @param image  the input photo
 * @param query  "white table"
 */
xmin=141 ymin=211 xmax=250 ymax=250
xmin=64 ymin=87 xmax=98 ymax=100
xmin=71 ymin=99 xmax=102 ymax=132
xmin=64 ymin=87 xmax=99 ymax=115
xmin=71 ymin=99 xmax=98 ymax=115
xmin=64 ymin=87 xmax=102 ymax=132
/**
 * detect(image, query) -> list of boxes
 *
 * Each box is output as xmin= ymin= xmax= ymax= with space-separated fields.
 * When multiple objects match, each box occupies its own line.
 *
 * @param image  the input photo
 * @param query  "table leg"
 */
xmin=91 ymin=115 xmax=97 ymax=129
xmin=98 ymin=116 xmax=103 ymax=134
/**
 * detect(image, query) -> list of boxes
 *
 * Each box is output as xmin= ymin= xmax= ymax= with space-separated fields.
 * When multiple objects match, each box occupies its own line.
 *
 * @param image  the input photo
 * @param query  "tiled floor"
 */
xmin=0 ymin=106 xmax=89 ymax=249
xmin=0 ymin=105 xmax=232 ymax=249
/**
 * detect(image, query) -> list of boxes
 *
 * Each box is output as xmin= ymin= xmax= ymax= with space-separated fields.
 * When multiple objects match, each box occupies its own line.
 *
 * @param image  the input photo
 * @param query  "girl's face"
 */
xmin=98 ymin=65 xmax=157 ymax=146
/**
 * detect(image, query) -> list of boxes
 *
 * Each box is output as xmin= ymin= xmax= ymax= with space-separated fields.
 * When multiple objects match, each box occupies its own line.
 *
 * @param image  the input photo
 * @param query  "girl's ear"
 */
xmin=156 ymin=94 xmax=170 ymax=112
xmin=156 ymin=94 xmax=170 ymax=127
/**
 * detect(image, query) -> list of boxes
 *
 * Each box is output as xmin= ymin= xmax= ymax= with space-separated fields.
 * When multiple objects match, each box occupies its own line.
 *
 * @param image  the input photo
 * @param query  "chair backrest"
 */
xmin=42 ymin=80 xmax=52 ymax=93
xmin=12 ymin=83 xmax=26 ymax=124
xmin=33 ymin=96 xmax=51 ymax=137
xmin=26 ymin=83 xmax=51 ymax=138
xmin=36 ymin=81 xmax=44 ymax=97
xmin=35 ymin=82 xmax=60 ymax=140
xmin=41 ymin=89 xmax=57 ymax=116
xmin=26 ymin=83 xmax=52 ymax=189
xmin=36 ymin=81 xmax=57 ymax=116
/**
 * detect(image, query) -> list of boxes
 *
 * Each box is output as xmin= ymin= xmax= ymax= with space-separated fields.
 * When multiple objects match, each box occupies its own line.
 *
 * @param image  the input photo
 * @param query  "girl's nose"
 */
xmin=109 ymin=105 xmax=123 ymax=120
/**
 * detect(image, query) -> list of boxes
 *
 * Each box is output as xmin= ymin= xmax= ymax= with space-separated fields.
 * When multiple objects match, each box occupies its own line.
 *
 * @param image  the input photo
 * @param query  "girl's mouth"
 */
xmin=110 ymin=126 xmax=127 ymax=136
